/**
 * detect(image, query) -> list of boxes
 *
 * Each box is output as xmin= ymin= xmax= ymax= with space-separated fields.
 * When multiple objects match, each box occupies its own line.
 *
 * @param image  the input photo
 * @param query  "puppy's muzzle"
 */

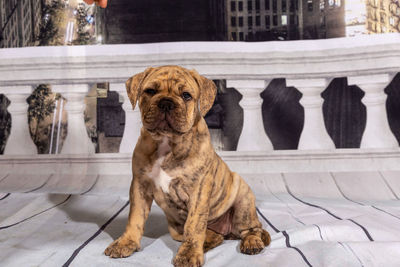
xmin=158 ymin=98 xmax=175 ymax=113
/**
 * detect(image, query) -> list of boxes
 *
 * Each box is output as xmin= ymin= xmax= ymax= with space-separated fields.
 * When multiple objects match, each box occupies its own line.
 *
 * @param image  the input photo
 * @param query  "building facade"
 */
xmin=98 ymin=0 xmax=226 ymax=44
xmin=366 ymin=0 xmax=400 ymax=33
xmin=0 ymin=0 xmax=42 ymax=48
xmin=226 ymin=0 xmax=345 ymax=41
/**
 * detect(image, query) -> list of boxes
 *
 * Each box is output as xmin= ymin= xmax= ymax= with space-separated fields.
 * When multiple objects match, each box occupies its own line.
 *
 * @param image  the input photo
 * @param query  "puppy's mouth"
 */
xmin=156 ymin=115 xmax=172 ymax=131
xmin=148 ymin=113 xmax=180 ymax=134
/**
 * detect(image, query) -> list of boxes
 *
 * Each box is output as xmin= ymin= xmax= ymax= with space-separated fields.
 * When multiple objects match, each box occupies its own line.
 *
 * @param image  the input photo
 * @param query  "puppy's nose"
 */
xmin=158 ymin=98 xmax=175 ymax=112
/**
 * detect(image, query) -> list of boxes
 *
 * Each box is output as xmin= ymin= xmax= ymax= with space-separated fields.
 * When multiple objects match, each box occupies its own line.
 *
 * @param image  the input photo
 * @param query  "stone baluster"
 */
xmin=52 ymin=84 xmax=95 ymax=154
xmin=111 ymin=83 xmax=142 ymax=153
xmin=227 ymin=80 xmax=273 ymax=151
xmin=1 ymin=86 xmax=37 ymax=154
xmin=286 ymin=78 xmax=335 ymax=150
xmin=348 ymin=74 xmax=398 ymax=148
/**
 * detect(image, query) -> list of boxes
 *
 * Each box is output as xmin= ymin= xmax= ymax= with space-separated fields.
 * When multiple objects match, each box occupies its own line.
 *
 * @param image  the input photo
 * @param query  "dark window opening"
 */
xmin=232 ymin=32 xmax=237 ymax=40
xmin=248 ymin=0 xmax=253 ymax=11
xmin=273 ymin=0 xmax=277 ymax=12
xmin=266 ymin=15 xmax=270 ymax=27
xmin=231 ymin=1 xmax=236 ymax=11
xmin=307 ymin=0 xmax=313 ymax=11
xmin=248 ymin=16 xmax=253 ymax=26
xmin=231 ymin=17 xmax=237 ymax=26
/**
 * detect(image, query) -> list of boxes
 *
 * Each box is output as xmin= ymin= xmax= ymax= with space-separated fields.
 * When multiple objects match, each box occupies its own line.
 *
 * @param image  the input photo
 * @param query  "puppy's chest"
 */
xmin=146 ymin=137 xmax=177 ymax=194
xmin=147 ymin=155 xmax=175 ymax=193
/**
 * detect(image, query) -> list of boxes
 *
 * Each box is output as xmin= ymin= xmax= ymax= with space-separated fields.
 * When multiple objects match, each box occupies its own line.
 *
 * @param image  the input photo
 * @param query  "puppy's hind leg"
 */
xmin=168 ymin=219 xmax=224 ymax=252
xmin=167 ymin=220 xmax=184 ymax=242
xmin=231 ymin=177 xmax=271 ymax=255
xmin=203 ymin=229 xmax=224 ymax=252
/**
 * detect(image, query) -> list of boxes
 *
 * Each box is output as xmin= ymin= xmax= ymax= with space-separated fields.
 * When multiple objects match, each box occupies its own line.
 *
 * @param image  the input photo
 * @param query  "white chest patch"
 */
xmin=147 ymin=137 xmax=173 ymax=193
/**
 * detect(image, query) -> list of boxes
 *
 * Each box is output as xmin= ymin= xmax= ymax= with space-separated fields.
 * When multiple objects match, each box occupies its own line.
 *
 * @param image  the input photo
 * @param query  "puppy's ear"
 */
xmin=190 ymin=70 xmax=217 ymax=117
xmin=125 ymin=67 xmax=154 ymax=110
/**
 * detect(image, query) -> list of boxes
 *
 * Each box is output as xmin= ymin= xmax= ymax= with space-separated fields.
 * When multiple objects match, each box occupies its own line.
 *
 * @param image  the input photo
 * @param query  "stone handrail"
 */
xmin=1 ymin=34 xmax=400 ymax=85
xmin=0 ymin=33 xmax=400 ymax=155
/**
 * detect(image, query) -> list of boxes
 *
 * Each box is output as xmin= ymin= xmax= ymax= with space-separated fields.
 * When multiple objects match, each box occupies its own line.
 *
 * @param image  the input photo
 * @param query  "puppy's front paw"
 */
xmin=104 ymin=236 xmax=139 ymax=258
xmin=240 ymin=234 xmax=266 ymax=255
xmin=173 ymin=242 xmax=204 ymax=267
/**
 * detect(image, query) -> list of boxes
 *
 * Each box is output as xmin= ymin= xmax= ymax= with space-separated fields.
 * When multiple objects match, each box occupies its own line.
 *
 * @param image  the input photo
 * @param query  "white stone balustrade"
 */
xmin=348 ymin=74 xmax=399 ymax=149
xmin=52 ymin=84 xmax=95 ymax=154
xmin=286 ymin=78 xmax=335 ymax=150
xmin=0 ymin=86 xmax=37 ymax=154
xmin=0 ymin=34 xmax=399 ymax=156
xmin=227 ymin=80 xmax=273 ymax=151
xmin=110 ymin=83 xmax=142 ymax=153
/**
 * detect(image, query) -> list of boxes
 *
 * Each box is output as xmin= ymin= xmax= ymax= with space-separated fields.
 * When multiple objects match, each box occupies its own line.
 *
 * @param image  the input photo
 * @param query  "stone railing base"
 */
xmin=0 ymin=148 xmax=399 ymax=196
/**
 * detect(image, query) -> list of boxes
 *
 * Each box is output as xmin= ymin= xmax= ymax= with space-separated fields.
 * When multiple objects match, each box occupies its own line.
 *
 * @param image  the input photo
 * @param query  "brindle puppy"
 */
xmin=105 ymin=65 xmax=270 ymax=267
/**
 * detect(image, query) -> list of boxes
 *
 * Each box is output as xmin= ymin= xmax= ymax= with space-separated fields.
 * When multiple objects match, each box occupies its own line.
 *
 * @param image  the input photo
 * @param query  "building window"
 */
xmin=232 ymin=32 xmax=237 ymax=40
xmin=239 ymin=32 xmax=244 ymax=40
xmin=290 ymin=14 xmax=295 ymax=24
xmin=256 ymin=0 xmax=260 ymax=10
xmin=265 ymin=0 xmax=270 ymax=10
xmin=307 ymin=0 xmax=313 ymax=11
xmin=320 ymin=0 xmax=325 ymax=10
xmin=248 ymin=16 xmax=253 ymax=26
xmin=256 ymin=15 xmax=260 ymax=26
xmin=239 ymin=1 xmax=243 ymax=11
xmin=329 ymin=0 xmax=341 ymax=7
xmin=273 ymin=0 xmax=277 ymax=12
xmin=248 ymin=0 xmax=253 ymax=11
xmin=231 ymin=1 xmax=236 ymax=11
xmin=281 ymin=15 xmax=287 ymax=25
xmin=266 ymin=15 xmax=270 ymax=27
xmin=282 ymin=0 xmax=287 ymax=12
xmin=273 ymin=15 xmax=278 ymax=26
xmin=389 ymin=17 xmax=395 ymax=26
xmin=367 ymin=22 xmax=372 ymax=31
xmin=290 ymin=0 xmax=295 ymax=11
xmin=380 ymin=12 xmax=386 ymax=24
xmin=380 ymin=0 xmax=385 ymax=9
xmin=239 ymin=16 xmax=243 ymax=26
xmin=231 ymin=17 xmax=237 ymax=27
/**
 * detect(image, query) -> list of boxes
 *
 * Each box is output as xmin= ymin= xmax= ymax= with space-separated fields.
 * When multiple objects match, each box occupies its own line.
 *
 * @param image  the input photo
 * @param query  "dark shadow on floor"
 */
xmin=49 ymin=194 xmax=169 ymax=241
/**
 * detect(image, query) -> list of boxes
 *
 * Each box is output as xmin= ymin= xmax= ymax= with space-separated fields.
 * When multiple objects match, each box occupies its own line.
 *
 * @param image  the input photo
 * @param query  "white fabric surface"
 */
xmin=1 ymin=171 xmax=400 ymax=266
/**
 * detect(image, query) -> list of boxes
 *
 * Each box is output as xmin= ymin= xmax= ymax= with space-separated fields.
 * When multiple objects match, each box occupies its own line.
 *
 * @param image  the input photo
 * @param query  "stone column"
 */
xmin=111 ymin=83 xmax=142 ymax=153
xmin=348 ymin=74 xmax=398 ymax=148
xmin=286 ymin=78 xmax=335 ymax=150
xmin=52 ymin=84 xmax=95 ymax=154
xmin=1 ymin=86 xmax=37 ymax=154
xmin=227 ymin=80 xmax=273 ymax=151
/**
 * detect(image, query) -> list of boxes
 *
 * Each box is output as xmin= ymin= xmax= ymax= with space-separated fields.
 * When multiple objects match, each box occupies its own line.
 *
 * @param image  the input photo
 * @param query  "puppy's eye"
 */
xmin=144 ymin=88 xmax=157 ymax=96
xmin=182 ymin=92 xmax=192 ymax=101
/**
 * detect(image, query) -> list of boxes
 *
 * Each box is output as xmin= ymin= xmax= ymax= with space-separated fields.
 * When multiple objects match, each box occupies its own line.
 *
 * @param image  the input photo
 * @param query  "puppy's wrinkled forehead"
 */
xmin=143 ymin=67 xmax=199 ymax=94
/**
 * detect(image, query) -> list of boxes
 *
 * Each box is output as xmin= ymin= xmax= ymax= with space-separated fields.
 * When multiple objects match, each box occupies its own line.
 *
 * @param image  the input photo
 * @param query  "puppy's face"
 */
xmin=139 ymin=68 xmax=199 ymax=135
xmin=126 ymin=66 xmax=217 ymax=136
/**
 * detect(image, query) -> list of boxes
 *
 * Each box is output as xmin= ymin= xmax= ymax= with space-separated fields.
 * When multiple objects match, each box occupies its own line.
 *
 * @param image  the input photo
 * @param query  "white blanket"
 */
xmin=1 ymin=171 xmax=400 ymax=266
